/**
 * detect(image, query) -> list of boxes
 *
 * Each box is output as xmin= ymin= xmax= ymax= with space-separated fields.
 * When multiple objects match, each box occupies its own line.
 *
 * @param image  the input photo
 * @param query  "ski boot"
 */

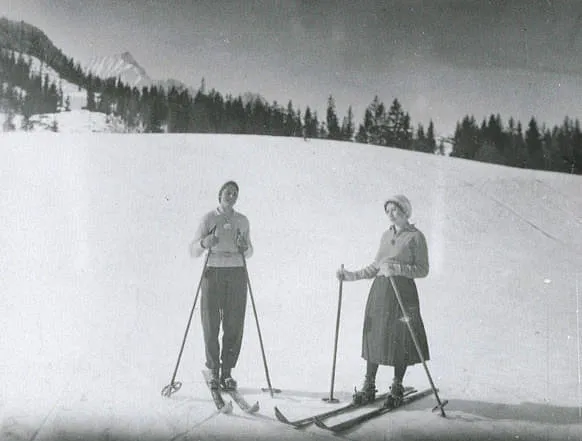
xmin=220 ymin=376 xmax=237 ymax=390
xmin=384 ymin=378 xmax=405 ymax=408
xmin=352 ymin=376 xmax=377 ymax=405
xmin=208 ymin=368 xmax=220 ymax=390
xmin=220 ymin=367 xmax=238 ymax=390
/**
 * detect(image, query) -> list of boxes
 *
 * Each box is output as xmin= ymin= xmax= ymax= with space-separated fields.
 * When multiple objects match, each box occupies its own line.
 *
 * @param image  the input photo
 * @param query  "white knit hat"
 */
xmin=384 ymin=194 xmax=412 ymax=219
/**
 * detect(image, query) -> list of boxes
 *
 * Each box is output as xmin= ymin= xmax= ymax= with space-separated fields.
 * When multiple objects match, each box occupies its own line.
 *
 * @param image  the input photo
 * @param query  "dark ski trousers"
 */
xmin=200 ymin=267 xmax=248 ymax=371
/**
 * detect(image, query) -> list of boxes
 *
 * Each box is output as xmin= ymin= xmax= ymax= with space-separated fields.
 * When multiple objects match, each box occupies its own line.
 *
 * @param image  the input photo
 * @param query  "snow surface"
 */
xmin=1 ymin=110 xmax=129 ymax=133
xmin=1 ymin=131 xmax=581 ymax=441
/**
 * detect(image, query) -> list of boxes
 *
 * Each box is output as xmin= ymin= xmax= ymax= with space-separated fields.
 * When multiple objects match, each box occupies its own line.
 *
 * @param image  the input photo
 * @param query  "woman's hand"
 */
xmin=236 ymin=231 xmax=249 ymax=253
xmin=336 ymin=267 xmax=356 ymax=281
xmin=201 ymin=233 xmax=219 ymax=249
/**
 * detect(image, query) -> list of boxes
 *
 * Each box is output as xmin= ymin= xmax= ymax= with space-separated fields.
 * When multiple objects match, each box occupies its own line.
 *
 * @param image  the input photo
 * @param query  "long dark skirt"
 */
xmin=361 ymin=276 xmax=430 ymax=366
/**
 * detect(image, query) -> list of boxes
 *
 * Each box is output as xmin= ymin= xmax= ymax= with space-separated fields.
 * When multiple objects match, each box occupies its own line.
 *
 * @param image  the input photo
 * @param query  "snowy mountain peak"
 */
xmin=119 ymin=51 xmax=148 ymax=76
xmin=120 ymin=51 xmax=138 ymax=65
xmin=83 ymin=52 xmax=190 ymax=92
xmin=84 ymin=52 xmax=152 ymax=88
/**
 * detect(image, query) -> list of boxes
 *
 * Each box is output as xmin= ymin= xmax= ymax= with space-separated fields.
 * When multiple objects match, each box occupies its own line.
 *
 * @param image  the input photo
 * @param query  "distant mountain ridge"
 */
xmin=0 ymin=16 xmax=274 ymax=103
xmin=0 ymin=17 xmax=73 ymax=75
xmin=0 ymin=15 xmax=272 ymax=135
xmin=0 ymin=17 xmax=191 ymax=92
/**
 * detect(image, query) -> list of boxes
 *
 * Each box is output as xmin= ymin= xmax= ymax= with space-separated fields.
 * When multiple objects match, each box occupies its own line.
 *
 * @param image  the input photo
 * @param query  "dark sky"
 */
xmin=3 ymin=0 xmax=582 ymax=135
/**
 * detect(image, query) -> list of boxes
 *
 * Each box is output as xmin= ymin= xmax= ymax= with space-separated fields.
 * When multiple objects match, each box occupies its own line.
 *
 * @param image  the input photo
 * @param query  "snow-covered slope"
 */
xmin=0 ymin=134 xmax=580 ymax=441
xmin=1 ymin=51 xmax=135 ymax=132
xmin=3 ymin=50 xmax=87 ymax=111
xmin=1 ymin=109 xmax=129 ymax=133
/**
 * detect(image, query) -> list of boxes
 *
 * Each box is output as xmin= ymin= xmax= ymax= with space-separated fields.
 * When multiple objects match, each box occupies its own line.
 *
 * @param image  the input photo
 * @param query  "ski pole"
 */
xmin=241 ymin=253 xmax=278 ymax=397
xmin=388 ymin=276 xmax=448 ymax=416
xmin=323 ymin=264 xmax=344 ymax=403
xmin=161 ymin=226 xmax=215 ymax=398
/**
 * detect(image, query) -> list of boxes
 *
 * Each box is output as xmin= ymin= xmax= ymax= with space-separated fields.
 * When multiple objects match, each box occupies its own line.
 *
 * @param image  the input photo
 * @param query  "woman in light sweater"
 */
xmin=337 ymin=194 xmax=430 ymax=407
xmin=191 ymin=181 xmax=253 ymax=390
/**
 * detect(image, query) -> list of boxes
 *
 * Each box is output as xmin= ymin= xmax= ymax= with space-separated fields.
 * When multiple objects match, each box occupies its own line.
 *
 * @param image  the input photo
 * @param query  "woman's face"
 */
xmin=220 ymin=184 xmax=239 ymax=208
xmin=385 ymin=202 xmax=407 ymax=226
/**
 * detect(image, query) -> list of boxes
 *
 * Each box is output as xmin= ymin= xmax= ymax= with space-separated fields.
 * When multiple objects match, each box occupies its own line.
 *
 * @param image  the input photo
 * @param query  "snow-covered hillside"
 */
xmin=1 ymin=51 xmax=135 ymax=133
xmin=23 ymin=52 xmax=87 ymax=111
xmin=0 ymin=134 xmax=581 ymax=441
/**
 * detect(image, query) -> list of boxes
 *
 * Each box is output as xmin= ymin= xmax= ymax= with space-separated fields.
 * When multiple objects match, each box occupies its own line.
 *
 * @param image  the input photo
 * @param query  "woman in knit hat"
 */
xmin=191 ymin=181 xmax=253 ymax=391
xmin=336 ymin=194 xmax=430 ymax=407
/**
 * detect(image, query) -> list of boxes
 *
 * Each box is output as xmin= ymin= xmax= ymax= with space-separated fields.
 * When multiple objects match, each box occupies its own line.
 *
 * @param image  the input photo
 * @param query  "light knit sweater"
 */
xmin=191 ymin=207 xmax=253 ymax=267
xmin=350 ymin=224 xmax=429 ymax=280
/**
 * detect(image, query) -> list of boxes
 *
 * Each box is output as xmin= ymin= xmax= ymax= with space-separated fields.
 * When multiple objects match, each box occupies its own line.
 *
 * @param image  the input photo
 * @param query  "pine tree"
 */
xmin=426 ymin=120 xmax=436 ymax=153
xmin=515 ymin=121 xmax=527 ymax=168
xmin=191 ymin=89 xmax=212 ymax=133
xmin=21 ymin=89 xmax=35 ymax=130
xmin=400 ymin=112 xmax=413 ymax=149
xmin=482 ymin=114 xmax=505 ymax=157
xmin=304 ymin=106 xmax=318 ymax=138
xmin=269 ymin=101 xmax=285 ymax=136
xmin=412 ymin=123 xmax=428 ymax=152
xmin=384 ymin=98 xmax=411 ymax=149
xmin=325 ymin=95 xmax=341 ymax=140
xmin=284 ymin=100 xmax=297 ymax=137
xmin=571 ymin=120 xmax=582 ymax=174
xmin=340 ymin=105 xmax=354 ymax=141
xmin=368 ymin=96 xmax=385 ymax=145
xmin=166 ymin=86 xmax=180 ymax=132
xmin=58 ymin=80 xmax=63 ymax=110
xmin=43 ymin=73 xmax=50 ymax=112
xmin=47 ymin=81 xmax=59 ymax=112
xmin=319 ymin=120 xmax=327 ymax=139
xmin=145 ymin=86 xmax=167 ymax=133
xmin=294 ymin=109 xmax=303 ymax=138
xmin=525 ymin=117 xmax=544 ymax=170
xmin=542 ymin=128 xmax=555 ymax=170
xmin=553 ymin=117 xmax=581 ymax=174
xmin=86 ymin=87 xmax=96 ymax=111
xmin=451 ymin=116 xmax=481 ymax=159
xmin=355 ymin=107 xmax=373 ymax=144
xmin=506 ymin=117 xmax=518 ymax=167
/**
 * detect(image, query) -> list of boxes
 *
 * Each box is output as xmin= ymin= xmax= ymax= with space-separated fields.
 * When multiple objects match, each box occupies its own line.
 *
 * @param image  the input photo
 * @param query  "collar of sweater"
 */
xmin=390 ymin=223 xmax=416 ymax=234
xmin=216 ymin=206 xmax=236 ymax=217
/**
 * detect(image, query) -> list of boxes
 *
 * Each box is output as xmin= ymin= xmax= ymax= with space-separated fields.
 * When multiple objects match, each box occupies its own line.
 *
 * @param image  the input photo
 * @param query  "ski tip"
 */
xmin=248 ymin=401 xmax=260 ymax=413
xmin=274 ymin=406 xmax=289 ymax=423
